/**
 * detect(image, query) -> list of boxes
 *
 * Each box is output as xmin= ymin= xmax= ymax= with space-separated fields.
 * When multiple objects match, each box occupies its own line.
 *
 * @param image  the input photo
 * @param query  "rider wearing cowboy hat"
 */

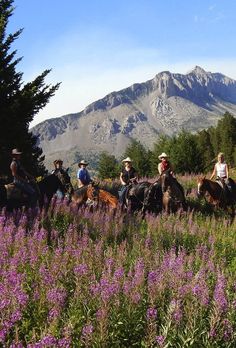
xmin=158 ymin=153 xmax=174 ymax=175
xmin=10 ymin=148 xmax=37 ymax=205
xmin=52 ymin=159 xmax=65 ymax=174
xmin=77 ymin=160 xmax=91 ymax=188
xmin=52 ymin=159 xmax=69 ymax=198
xmin=157 ymin=152 xmax=185 ymax=199
xmin=119 ymin=157 xmax=138 ymax=203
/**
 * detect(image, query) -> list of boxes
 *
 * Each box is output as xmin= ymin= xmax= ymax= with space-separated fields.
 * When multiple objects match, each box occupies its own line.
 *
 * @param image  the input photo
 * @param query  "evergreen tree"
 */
xmin=97 ymin=152 xmax=119 ymax=180
xmin=0 ymin=0 xmax=60 ymax=176
xmin=196 ymin=129 xmax=215 ymax=172
xmin=123 ymin=140 xmax=151 ymax=177
xmin=173 ymin=131 xmax=203 ymax=174
xmin=214 ymin=112 xmax=236 ymax=166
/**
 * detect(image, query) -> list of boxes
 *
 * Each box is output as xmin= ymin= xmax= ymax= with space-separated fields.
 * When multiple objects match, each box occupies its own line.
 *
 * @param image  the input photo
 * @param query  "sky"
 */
xmin=7 ymin=0 xmax=236 ymax=127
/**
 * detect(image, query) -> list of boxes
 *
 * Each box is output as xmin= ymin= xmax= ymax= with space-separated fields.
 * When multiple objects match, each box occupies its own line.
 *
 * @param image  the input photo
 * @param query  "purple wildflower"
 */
xmin=213 ymin=274 xmax=228 ymax=312
xmin=82 ymin=324 xmax=94 ymax=338
xmin=146 ymin=307 xmax=157 ymax=320
xmin=156 ymin=335 xmax=165 ymax=347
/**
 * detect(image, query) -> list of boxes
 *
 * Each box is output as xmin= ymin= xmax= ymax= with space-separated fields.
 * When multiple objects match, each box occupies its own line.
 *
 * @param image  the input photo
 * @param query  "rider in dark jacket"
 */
xmin=10 ymin=148 xmax=37 ymax=205
xmin=119 ymin=157 xmax=138 ymax=203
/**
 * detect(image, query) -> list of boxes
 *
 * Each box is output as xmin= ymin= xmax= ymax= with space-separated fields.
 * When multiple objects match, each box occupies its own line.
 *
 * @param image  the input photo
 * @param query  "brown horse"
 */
xmin=160 ymin=170 xmax=187 ymax=213
xmin=197 ymin=176 xmax=236 ymax=211
xmin=97 ymin=189 xmax=118 ymax=209
xmin=71 ymin=182 xmax=100 ymax=207
xmin=71 ymin=183 xmax=118 ymax=210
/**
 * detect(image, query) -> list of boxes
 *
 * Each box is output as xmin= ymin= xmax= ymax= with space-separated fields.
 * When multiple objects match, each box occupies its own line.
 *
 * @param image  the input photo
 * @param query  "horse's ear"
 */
xmin=66 ymin=167 xmax=69 ymax=172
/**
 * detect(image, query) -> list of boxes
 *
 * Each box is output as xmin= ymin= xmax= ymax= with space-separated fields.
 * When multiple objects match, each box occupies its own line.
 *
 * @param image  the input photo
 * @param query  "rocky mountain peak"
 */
xmin=188 ymin=65 xmax=208 ymax=76
xmin=32 ymin=67 xmax=236 ymax=169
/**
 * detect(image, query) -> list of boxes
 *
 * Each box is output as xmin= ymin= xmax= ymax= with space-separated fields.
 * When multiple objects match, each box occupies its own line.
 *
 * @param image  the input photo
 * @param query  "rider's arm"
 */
xmin=226 ymin=164 xmax=229 ymax=179
xmin=10 ymin=162 xmax=26 ymax=182
xmin=210 ymin=165 xmax=216 ymax=180
xmin=157 ymin=163 xmax=162 ymax=175
xmin=120 ymin=172 xmax=126 ymax=186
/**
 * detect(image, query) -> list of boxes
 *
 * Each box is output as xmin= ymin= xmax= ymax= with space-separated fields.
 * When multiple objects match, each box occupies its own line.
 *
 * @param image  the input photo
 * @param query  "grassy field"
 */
xmin=0 ymin=175 xmax=236 ymax=347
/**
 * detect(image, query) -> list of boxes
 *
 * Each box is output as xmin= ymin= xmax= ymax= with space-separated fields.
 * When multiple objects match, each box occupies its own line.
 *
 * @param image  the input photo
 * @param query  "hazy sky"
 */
xmin=8 ymin=0 xmax=236 ymax=126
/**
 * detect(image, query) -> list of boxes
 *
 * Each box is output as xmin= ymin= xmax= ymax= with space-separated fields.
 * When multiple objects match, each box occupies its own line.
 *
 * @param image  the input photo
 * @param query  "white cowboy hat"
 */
xmin=158 ymin=152 xmax=168 ymax=160
xmin=12 ymin=148 xmax=22 ymax=155
xmin=122 ymin=157 xmax=132 ymax=163
xmin=78 ymin=159 xmax=89 ymax=166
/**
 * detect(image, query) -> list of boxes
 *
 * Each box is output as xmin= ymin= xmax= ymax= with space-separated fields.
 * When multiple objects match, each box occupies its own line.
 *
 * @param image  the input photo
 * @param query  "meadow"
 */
xmin=0 ymin=174 xmax=236 ymax=347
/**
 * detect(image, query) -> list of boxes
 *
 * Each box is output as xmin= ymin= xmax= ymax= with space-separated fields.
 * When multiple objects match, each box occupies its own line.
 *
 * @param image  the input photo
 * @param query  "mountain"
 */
xmin=32 ymin=66 xmax=236 ymax=168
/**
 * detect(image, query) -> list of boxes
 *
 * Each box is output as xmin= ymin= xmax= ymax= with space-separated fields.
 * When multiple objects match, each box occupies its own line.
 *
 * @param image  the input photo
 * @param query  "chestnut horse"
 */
xmin=71 ymin=183 xmax=118 ymax=209
xmin=197 ymin=176 xmax=236 ymax=211
xmin=71 ymin=182 xmax=100 ymax=207
xmin=97 ymin=189 xmax=118 ymax=209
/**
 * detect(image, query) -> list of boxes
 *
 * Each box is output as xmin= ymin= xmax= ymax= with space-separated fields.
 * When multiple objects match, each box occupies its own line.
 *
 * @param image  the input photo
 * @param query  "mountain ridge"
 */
xmin=32 ymin=66 xmax=236 ymax=168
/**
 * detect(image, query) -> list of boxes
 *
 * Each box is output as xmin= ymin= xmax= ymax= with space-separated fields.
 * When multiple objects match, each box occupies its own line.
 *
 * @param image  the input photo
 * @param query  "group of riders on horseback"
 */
xmin=1 ymin=147 xmax=236 ymax=213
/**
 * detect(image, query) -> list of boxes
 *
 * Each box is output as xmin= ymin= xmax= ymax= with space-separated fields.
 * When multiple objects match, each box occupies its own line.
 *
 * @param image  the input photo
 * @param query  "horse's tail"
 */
xmin=99 ymin=189 xmax=118 ymax=208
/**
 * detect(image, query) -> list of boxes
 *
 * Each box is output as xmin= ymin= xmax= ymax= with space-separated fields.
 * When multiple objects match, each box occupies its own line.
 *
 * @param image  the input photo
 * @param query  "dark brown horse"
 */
xmin=0 ymin=174 xmax=69 ymax=210
xmin=160 ymin=170 xmax=186 ymax=213
xmin=197 ymin=176 xmax=236 ymax=212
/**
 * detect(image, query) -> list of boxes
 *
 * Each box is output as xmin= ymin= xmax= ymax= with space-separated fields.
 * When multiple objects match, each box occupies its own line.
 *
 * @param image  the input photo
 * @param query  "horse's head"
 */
xmin=87 ymin=181 xmax=100 ymax=201
xmin=160 ymin=169 xmax=173 ymax=192
xmin=55 ymin=169 xmax=73 ymax=195
xmin=197 ymin=176 xmax=207 ymax=197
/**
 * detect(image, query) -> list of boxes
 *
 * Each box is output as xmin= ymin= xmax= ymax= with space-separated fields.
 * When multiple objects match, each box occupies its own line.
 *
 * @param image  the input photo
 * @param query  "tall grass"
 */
xmin=0 ymin=175 xmax=236 ymax=347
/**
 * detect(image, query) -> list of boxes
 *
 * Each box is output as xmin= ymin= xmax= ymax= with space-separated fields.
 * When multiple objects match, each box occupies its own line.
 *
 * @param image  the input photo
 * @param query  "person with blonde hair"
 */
xmin=210 ymin=152 xmax=232 ymax=199
xmin=210 ymin=152 xmax=229 ymax=181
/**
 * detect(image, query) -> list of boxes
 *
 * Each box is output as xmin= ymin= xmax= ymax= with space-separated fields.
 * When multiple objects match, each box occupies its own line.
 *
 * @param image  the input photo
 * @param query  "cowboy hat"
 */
xmin=54 ymin=159 xmax=63 ymax=164
xmin=78 ymin=160 xmax=89 ymax=166
xmin=158 ymin=152 xmax=168 ymax=160
xmin=12 ymin=148 xmax=22 ymax=155
xmin=122 ymin=157 xmax=132 ymax=163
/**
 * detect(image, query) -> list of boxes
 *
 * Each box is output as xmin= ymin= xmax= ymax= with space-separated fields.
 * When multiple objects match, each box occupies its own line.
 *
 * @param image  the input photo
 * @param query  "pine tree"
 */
xmin=214 ymin=112 xmax=236 ymax=166
xmin=123 ymin=140 xmax=151 ymax=177
xmin=0 ymin=0 xmax=60 ymax=176
xmin=98 ymin=152 xmax=119 ymax=180
xmin=196 ymin=129 xmax=215 ymax=172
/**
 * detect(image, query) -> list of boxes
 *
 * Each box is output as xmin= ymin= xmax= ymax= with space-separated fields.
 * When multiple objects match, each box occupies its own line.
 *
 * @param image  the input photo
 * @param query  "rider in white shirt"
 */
xmin=210 ymin=152 xmax=229 ymax=182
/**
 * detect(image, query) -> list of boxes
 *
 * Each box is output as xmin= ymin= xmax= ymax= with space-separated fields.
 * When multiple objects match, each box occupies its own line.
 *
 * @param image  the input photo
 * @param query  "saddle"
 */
xmin=4 ymin=183 xmax=27 ymax=200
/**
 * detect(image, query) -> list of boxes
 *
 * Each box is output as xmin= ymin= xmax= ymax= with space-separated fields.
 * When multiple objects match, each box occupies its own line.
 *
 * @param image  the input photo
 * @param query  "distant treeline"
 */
xmin=97 ymin=112 xmax=236 ymax=179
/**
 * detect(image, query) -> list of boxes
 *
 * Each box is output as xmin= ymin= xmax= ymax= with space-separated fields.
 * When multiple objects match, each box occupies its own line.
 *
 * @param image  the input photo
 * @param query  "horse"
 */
xmin=160 ymin=169 xmax=187 ymax=213
xmin=97 ymin=189 xmax=118 ymax=210
xmin=0 ymin=174 xmax=69 ymax=211
xmin=52 ymin=168 xmax=73 ymax=197
xmin=197 ymin=176 xmax=236 ymax=215
xmin=37 ymin=174 xmax=69 ymax=207
xmin=124 ymin=181 xmax=162 ymax=215
xmin=71 ymin=182 xmax=100 ymax=207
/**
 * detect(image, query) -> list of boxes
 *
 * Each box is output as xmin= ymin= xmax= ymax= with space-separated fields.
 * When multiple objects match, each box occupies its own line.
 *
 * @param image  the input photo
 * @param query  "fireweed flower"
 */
xmin=146 ymin=307 xmax=157 ymax=320
xmin=81 ymin=324 xmax=94 ymax=339
xmin=156 ymin=335 xmax=165 ymax=347
xmin=223 ymin=319 xmax=233 ymax=341
xmin=113 ymin=267 xmax=124 ymax=280
xmin=213 ymin=274 xmax=228 ymax=312
xmin=58 ymin=337 xmax=71 ymax=348
xmin=74 ymin=263 xmax=88 ymax=276
xmin=47 ymin=287 xmax=67 ymax=307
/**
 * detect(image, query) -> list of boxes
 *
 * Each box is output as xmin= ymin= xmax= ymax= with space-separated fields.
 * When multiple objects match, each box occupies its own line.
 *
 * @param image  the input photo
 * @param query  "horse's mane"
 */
xmin=74 ymin=185 xmax=88 ymax=197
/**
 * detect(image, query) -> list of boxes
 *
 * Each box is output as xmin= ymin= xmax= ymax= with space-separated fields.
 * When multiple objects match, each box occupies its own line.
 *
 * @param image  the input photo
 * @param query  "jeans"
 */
xmin=119 ymin=185 xmax=128 ymax=204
